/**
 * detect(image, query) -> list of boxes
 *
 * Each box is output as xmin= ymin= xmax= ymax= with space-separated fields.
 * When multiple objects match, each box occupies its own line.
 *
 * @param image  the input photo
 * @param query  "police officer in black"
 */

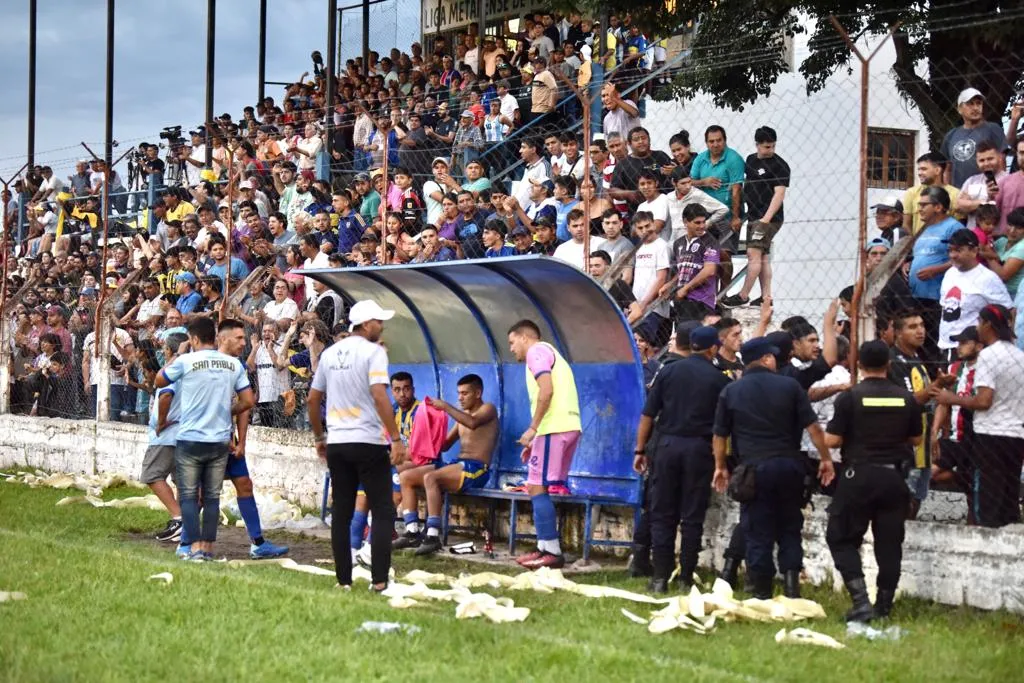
xmin=635 ymin=326 xmax=731 ymax=593
xmin=712 ymin=337 xmax=836 ymax=599
xmin=825 ymin=340 xmax=923 ymax=622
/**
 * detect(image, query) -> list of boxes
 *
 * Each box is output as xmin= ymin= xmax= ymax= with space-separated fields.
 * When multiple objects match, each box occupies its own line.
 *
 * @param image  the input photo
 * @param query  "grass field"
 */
xmin=1 ymin=482 xmax=1022 ymax=683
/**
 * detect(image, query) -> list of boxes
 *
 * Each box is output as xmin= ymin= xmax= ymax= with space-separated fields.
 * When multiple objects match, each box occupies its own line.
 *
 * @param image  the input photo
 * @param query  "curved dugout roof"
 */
xmin=304 ymin=256 xmax=646 ymax=503
xmin=303 ymin=256 xmax=640 ymax=367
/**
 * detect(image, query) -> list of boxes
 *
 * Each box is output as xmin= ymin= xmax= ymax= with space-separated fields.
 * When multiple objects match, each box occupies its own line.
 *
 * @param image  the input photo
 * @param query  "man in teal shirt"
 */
xmin=690 ymin=125 xmax=745 ymax=287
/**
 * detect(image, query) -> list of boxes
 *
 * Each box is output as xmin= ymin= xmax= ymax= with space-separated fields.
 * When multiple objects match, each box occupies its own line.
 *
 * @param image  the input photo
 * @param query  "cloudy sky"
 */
xmin=0 ymin=0 xmax=419 ymax=181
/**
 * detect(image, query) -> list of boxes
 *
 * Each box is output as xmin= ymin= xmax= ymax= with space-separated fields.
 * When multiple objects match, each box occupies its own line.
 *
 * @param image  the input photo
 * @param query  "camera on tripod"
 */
xmin=159 ymin=125 xmax=183 ymax=144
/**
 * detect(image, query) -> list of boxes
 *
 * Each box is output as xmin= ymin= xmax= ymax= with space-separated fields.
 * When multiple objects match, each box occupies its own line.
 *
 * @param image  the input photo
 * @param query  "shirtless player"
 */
xmin=392 ymin=374 xmax=499 ymax=553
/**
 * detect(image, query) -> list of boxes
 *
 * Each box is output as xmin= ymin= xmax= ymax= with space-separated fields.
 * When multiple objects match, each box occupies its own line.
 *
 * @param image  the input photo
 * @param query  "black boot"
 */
xmin=750 ymin=573 xmax=773 ymax=600
xmin=874 ymin=588 xmax=896 ymax=619
xmin=628 ymin=546 xmax=653 ymax=578
xmin=783 ymin=570 xmax=801 ymax=599
xmin=844 ymin=578 xmax=874 ymax=623
xmin=647 ymin=578 xmax=669 ymax=594
xmin=719 ymin=557 xmax=740 ymax=588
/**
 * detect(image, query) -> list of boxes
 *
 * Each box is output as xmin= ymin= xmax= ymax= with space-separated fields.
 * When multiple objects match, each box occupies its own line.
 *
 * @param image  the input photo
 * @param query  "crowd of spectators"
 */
xmin=2 ymin=13 xmax=1023 ymax=525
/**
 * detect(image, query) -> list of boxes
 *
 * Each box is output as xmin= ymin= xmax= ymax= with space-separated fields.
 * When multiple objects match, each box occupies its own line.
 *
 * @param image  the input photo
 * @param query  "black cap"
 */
xmin=951 ymin=326 xmax=979 ymax=343
xmin=947 ymin=229 xmax=979 ymax=248
xmin=690 ymin=326 xmax=720 ymax=351
xmin=859 ymin=340 xmax=891 ymax=369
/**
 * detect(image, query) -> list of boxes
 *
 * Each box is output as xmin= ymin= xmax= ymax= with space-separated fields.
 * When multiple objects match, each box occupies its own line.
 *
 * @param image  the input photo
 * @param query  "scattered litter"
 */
xmin=226 ymin=557 xmax=392 ymax=582
xmin=846 ymin=622 xmax=907 ymax=641
xmin=56 ymin=494 xmax=167 ymax=511
xmin=0 ymin=591 xmax=28 ymax=602
xmin=147 ymin=572 xmax=174 ymax=585
xmin=355 ymin=621 xmax=421 ymax=635
xmin=775 ymin=627 xmax=846 ymax=649
xmin=314 ymin=559 xmax=334 ymax=565
xmin=9 ymin=470 xmax=325 ymax=532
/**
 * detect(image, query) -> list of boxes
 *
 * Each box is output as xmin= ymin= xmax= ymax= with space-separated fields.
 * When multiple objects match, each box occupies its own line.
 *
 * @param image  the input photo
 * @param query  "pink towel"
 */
xmin=408 ymin=400 xmax=448 ymax=466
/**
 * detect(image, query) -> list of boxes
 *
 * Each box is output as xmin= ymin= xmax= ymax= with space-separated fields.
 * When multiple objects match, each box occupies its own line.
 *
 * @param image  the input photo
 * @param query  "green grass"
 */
xmin=1 ymin=482 xmax=1022 ymax=683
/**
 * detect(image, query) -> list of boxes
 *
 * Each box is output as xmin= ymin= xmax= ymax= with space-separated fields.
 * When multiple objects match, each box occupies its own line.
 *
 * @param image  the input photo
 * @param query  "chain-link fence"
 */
xmin=1 ymin=8 xmax=1023 ymax=529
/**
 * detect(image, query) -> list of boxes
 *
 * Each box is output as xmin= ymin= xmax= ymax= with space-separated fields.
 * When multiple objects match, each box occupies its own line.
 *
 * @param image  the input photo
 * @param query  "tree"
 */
xmin=560 ymin=0 xmax=1024 ymax=146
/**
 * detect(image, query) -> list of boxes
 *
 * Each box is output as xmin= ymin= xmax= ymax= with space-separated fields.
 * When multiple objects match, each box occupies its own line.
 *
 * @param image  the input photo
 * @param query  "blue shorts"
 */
xmin=225 ymin=454 xmax=249 ymax=479
xmin=358 ymin=466 xmax=401 ymax=495
xmin=457 ymin=459 xmax=489 ymax=493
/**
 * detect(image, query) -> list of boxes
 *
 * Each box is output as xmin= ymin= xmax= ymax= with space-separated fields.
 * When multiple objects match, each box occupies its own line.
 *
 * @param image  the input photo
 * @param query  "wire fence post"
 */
xmin=829 ymin=16 xmax=900 ymax=377
xmin=0 ymin=164 xmax=27 ymax=415
xmin=552 ymin=69 xmax=593 ymax=264
xmin=379 ymin=124 xmax=391 ymax=265
xmin=222 ymin=148 xmax=235 ymax=319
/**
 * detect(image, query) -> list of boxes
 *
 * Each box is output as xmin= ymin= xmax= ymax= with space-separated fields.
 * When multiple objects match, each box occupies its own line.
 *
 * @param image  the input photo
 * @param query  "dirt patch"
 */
xmin=125 ymin=525 xmax=333 ymax=565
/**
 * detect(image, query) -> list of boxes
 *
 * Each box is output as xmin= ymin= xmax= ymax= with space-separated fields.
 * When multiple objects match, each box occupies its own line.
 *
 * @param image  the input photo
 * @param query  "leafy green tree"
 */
xmin=560 ymin=0 xmax=1024 ymax=146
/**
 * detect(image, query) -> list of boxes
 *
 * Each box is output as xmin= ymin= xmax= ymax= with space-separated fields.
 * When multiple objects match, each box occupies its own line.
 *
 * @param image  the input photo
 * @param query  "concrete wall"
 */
xmin=2 ymin=414 xmax=1022 ymax=613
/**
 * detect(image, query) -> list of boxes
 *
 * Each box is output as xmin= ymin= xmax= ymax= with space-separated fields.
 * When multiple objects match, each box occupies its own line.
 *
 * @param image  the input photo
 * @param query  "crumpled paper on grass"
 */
xmin=0 ymin=591 xmax=28 ymax=602
xmin=382 ymin=581 xmax=531 ymax=624
xmin=147 ymin=572 xmax=174 ymax=585
xmin=775 ymin=627 xmax=846 ymax=649
xmin=616 ymin=579 xmax=828 ymax=636
xmin=8 ymin=470 xmax=326 ymax=533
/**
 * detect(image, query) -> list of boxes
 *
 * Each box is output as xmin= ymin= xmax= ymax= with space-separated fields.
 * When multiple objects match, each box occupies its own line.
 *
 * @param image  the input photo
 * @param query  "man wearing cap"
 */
xmin=308 ymin=300 xmax=406 ymax=591
xmin=938 ymin=229 xmax=1012 ymax=359
xmin=940 ymin=88 xmax=1007 ymax=188
xmin=529 ymin=56 xmax=559 ymax=132
xmin=452 ymin=111 xmax=484 ymax=176
xmin=353 ymin=173 xmax=381 ymax=225
xmin=712 ymin=337 xmax=835 ymax=599
xmin=824 ymin=340 xmax=924 ymax=622
xmin=863 ymin=236 xmax=915 ymax=321
xmin=870 ymin=196 xmax=907 ymax=244
xmin=174 ymin=272 xmax=202 ymax=316
xmin=932 ymin=304 xmax=1024 ymax=528
xmin=634 ymin=326 xmax=731 ymax=593
xmin=930 ymin=325 xmax=982 ymax=513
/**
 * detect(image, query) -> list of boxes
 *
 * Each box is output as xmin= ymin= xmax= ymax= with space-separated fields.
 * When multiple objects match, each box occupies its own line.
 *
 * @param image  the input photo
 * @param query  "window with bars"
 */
xmin=867 ymin=128 xmax=916 ymax=189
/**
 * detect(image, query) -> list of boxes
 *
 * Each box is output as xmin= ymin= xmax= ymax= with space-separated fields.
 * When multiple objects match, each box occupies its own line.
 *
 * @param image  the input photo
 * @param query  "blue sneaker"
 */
xmin=250 ymin=540 xmax=289 ymax=560
xmin=175 ymin=544 xmax=193 ymax=559
xmin=182 ymin=550 xmax=211 ymax=562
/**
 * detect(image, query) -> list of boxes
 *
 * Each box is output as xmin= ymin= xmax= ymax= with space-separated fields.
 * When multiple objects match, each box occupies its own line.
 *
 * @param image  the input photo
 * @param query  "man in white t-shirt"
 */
xmin=247 ymin=321 xmax=292 ymax=428
xmin=666 ymin=168 xmax=730 ymax=244
xmin=937 ymin=229 xmax=1012 ymax=353
xmin=300 ymin=235 xmax=330 ymax=301
xmin=308 ymin=300 xmax=406 ymax=591
xmin=81 ymin=326 xmax=134 ymax=421
xmin=631 ymin=211 xmax=672 ymax=345
xmin=552 ymin=209 xmax=606 ymax=270
xmin=933 ymin=304 xmax=1024 ymax=527
xmin=422 ymin=157 xmax=451 ymax=226
xmin=636 ymin=170 xmax=671 ymax=241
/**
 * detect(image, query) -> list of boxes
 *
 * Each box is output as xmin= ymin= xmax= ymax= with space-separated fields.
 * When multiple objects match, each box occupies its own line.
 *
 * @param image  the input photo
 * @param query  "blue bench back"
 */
xmin=306 ymin=257 xmax=645 ymax=505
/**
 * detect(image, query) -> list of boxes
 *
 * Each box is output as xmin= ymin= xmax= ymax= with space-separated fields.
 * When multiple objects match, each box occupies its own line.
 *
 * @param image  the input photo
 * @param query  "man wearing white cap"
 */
xmin=308 ymin=299 xmax=406 ymax=592
xmin=940 ymin=87 xmax=1007 ymax=187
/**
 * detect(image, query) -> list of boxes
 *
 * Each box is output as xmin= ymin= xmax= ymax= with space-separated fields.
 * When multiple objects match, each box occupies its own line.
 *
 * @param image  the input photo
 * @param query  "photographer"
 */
xmin=138 ymin=143 xmax=166 ymax=191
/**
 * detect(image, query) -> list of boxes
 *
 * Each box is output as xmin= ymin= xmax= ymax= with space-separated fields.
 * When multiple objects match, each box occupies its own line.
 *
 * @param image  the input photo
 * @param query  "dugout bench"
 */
xmin=307 ymin=256 xmax=646 ymax=562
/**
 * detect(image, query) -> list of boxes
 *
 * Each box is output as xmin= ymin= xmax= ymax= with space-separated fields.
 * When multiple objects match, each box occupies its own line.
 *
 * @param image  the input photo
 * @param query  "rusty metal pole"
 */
xmin=828 ymin=17 xmax=899 ymax=379
xmin=378 ymin=124 xmax=390 ymax=264
xmin=222 ymin=148 xmax=235 ymax=320
xmin=552 ymin=69 xmax=592 ymax=265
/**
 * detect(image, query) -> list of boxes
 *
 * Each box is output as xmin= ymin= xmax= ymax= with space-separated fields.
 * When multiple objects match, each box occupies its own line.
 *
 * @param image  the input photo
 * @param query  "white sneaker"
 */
xmin=356 ymin=542 xmax=373 ymax=568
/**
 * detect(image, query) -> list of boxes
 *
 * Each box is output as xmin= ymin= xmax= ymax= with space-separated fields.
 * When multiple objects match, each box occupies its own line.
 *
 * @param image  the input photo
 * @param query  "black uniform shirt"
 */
xmin=827 ymin=378 xmax=923 ymax=465
xmin=713 ymin=366 xmax=817 ymax=460
xmin=643 ymin=355 xmax=730 ymax=437
xmin=780 ymin=355 xmax=831 ymax=391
